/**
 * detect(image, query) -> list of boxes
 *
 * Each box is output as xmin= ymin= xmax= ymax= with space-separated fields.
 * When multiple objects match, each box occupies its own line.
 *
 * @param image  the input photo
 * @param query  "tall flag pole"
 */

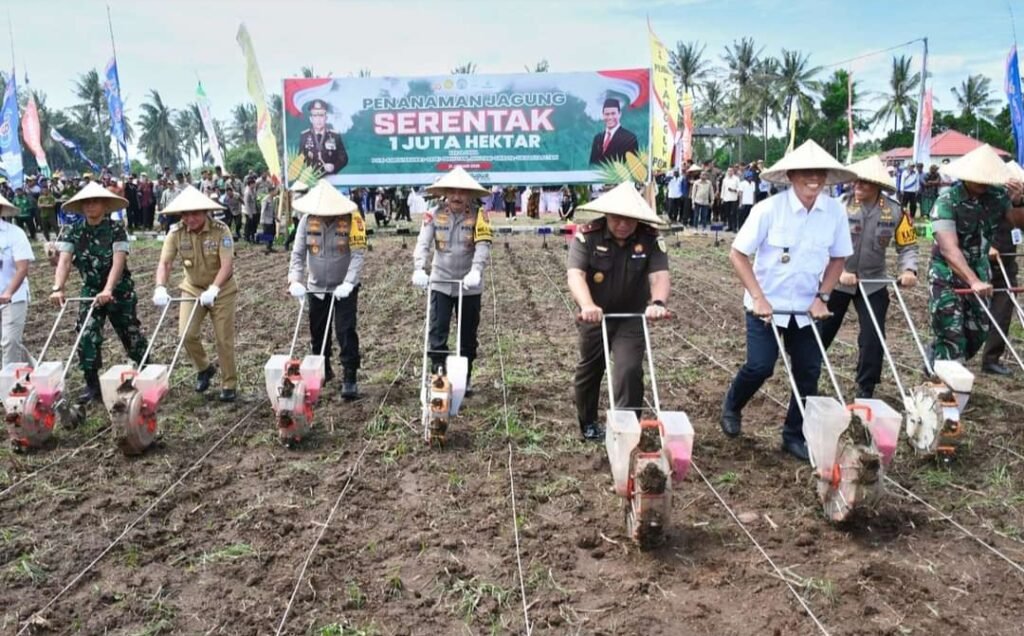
xmin=846 ymin=70 xmax=855 ymax=163
xmin=911 ymin=38 xmax=931 ymax=167
xmin=236 ymin=23 xmax=281 ymax=183
xmin=647 ymin=18 xmax=680 ymax=176
xmin=104 ymin=5 xmax=130 ymax=175
xmin=1 ymin=17 xmax=24 ymax=188
xmin=785 ymin=97 xmax=798 ymax=154
xmin=21 ymin=74 xmax=50 ymax=178
xmin=196 ymin=79 xmax=226 ymax=169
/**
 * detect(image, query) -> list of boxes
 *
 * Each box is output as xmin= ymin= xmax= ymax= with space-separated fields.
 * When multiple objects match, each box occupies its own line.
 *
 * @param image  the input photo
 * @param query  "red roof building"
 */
xmin=881 ymin=129 xmax=1011 ymax=164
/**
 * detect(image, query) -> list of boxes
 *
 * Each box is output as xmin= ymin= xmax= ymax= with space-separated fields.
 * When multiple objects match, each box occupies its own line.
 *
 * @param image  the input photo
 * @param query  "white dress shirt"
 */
xmin=0 ymin=220 xmax=35 ymax=303
xmin=732 ymin=188 xmax=853 ymax=327
xmin=739 ymin=180 xmax=756 ymax=206
xmin=721 ymin=175 xmax=741 ymax=202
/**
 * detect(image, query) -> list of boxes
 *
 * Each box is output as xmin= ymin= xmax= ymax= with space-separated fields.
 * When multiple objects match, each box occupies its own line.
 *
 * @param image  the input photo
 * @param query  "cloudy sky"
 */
xmin=4 ymin=0 xmax=1020 ymax=138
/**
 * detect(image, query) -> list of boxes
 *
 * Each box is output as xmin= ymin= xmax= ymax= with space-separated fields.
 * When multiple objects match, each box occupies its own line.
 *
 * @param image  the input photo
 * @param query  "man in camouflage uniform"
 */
xmin=412 ymin=167 xmax=492 ymax=389
xmin=928 ymin=146 xmax=1024 ymax=362
xmin=50 ymin=183 xmax=148 ymax=403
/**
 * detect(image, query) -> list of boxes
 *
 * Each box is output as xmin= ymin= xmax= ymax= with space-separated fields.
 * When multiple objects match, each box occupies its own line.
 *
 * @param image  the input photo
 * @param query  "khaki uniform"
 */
xmin=159 ymin=218 xmax=238 ymax=389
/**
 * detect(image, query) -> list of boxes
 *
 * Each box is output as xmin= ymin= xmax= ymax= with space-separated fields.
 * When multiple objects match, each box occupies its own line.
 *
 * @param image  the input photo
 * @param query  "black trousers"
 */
xmin=667 ymin=197 xmax=682 ymax=223
xmin=309 ymin=288 xmax=360 ymax=374
xmin=982 ymin=258 xmax=1020 ymax=365
xmin=723 ymin=200 xmax=738 ymax=231
xmin=244 ymin=215 xmax=258 ymax=242
xmin=428 ymin=290 xmax=481 ymax=371
xmin=818 ymin=288 xmax=890 ymax=393
xmin=574 ymin=319 xmax=644 ymax=427
xmin=901 ymin=191 xmax=919 ymax=218
xmin=738 ymin=204 xmax=752 ymax=230
xmin=504 ymin=200 xmax=516 ymax=219
xmin=142 ymin=204 xmax=156 ymax=230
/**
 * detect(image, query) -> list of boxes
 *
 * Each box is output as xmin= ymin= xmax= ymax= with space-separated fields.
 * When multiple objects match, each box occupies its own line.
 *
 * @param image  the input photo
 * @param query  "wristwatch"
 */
xmin=51 ymin=284 xmax=63 ymax=293
xmin=652 ymin=300 xmax=666 ymax=308
xmin=816 ymin=291 xmax=830 ymax=303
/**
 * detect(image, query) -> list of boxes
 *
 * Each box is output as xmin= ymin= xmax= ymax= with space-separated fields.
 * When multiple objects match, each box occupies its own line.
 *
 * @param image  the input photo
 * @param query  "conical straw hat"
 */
xmin=0 ymin=192 xmax=17 ymax=217
xmin=846 ymin=155 xmax=896 ymax=192
xmin=425 ymin=166 xmax=490 ymax=198
xmin=61 ymin=181 xmax=129 ymax=214
xmin=292 ymin=179 xmax=359 ymax=217
xmin=160 ymin=185 xmax=226 ymax=215
xmin=759 ymin=140 xmax=857 ymax=186
xmin=576 ymin=181 xmax=665 ymax=226
xmin=1006 ymin=160 xmax=1024 ymax=181
xmin=289 ymin=180 xmax=310 ymax=193
xmin=941 ymin=144 xmax=1012 ymax=186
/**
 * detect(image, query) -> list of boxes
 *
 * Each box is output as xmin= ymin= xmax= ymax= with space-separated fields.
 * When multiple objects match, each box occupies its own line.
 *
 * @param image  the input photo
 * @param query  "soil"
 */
xmin=1 ymin=231 xmax=1023 ymax=635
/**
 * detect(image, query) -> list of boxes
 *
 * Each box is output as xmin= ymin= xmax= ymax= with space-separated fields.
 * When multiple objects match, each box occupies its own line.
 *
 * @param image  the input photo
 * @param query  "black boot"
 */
xmin=465 ymin=362 xmax=474 ymax=397
xmin=341 ymin=368 xmax=359 ymax=400
xmin=195 ymin=365 xmax=216 ymax=393
xmin=77 ymin=370 xmax=102 ymax=404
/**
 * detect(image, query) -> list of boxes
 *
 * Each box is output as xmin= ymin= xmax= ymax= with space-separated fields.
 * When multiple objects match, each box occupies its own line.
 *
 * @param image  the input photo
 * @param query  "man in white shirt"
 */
xmin=737 ymin=173 xmax=757 ymax=230
xmin=666 ymin=170 xmax=684 ymax=223
xmin=899 ymin=162 xmax=921 ymax=218
xmin=0 ymin=193 xmax=36 ymax=366
xmin=720 ymin=141 xmax=855 ymax=461
xmin=721 ymin=167 xmax=742 ymax=231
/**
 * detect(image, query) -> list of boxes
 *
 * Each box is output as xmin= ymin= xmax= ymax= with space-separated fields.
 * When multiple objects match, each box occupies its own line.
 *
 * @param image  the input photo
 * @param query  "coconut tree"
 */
xmin=951 ymin=74 xmax=999 ymax=122
xmin=722 ymin=37 xmax=763 ymax=131
xmin=175 ymin=104 xmax=204 ymax=170
xmin=777 ymin=49 xmax=822 ymax=126
xmin=873 ymin=55 xmax=920 ymax=133
xmin=229 ymin=103 xmax=257 ymax=146
xmin=750 ymin=56 xmax=783 ymax=157
xmin=669 ymin=41 xmax=710 ymax=95
xmin=73 ymin=69 xmax=108 ymax=163
xmin=137 ymin=90 xmax=179 ymax=169
xmin=525 ymin=59 xmax=549 ymax=73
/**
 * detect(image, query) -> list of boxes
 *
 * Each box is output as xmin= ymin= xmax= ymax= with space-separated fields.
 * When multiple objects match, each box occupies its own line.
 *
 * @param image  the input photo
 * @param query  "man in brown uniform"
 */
xmin=153 ymin=186 xmax=238 ymax=402
xmin=567 ymin=182 xmax=671 ymax=441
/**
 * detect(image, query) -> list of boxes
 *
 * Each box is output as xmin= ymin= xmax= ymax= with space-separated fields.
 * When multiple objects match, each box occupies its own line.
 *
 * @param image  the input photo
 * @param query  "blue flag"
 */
xmin=104 ymin=57 xmax=131 ymax=174
xmin=1006 ymin=46 xmax=1024 ymax=165
xmin=0 ymin=68 xmax=24 ymax=188
xmin=50 ymin=128 xmax=101 ymax=171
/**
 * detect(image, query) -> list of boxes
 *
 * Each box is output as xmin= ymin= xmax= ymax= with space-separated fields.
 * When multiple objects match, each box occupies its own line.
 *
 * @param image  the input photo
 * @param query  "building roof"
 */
xmin=880 ymin=129 xmax=1011 ymax=161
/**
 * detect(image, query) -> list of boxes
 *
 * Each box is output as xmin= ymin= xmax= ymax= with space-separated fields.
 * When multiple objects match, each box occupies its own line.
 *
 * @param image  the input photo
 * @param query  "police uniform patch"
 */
xmin=222 ymin=237 xmax=232 ymax=248
xmin=593 ymin=272 xmax=604 ymax=283
xmin=657 ymin=237 xmax=666 ymax=252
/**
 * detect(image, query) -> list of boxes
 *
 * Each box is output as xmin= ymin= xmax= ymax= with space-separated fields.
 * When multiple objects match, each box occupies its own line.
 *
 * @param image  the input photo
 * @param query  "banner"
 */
xmin=681 ymin=90 xmax=694 ymax=164
xmin=50 ymin=128 xmax=101 ymax=171
xmin=912 ymin=43 xmax=930 ymax=166
xmin=846 ymin=70 xmax=854 ymax=163
xmin=0 ymin=69 xmax=24 ymax=188
xmin=196 ymin=81 xmax=226 ymax=169
xmin=648 ymin=20 xmax=679 ymax=174
xmin=103 ymin=57 xmax=130 ymax=174
xmin=1006 ymin=46 xmax=1024 ymax=165
xmin=237 ymin=23 xmax=281 ymax=181
xmin=21 ymin=88 xmax=50 ymax=178
xmin=283 ymin=70 xmax=650 ymax=185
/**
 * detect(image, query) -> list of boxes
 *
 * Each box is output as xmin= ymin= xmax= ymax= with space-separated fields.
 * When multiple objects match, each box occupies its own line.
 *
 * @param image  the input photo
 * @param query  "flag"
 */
xmin=236 ymin=23 xmax=281 ymax=181
xmin=50 ymin=128 xmax=101 ymax=171
xmin=21 ymin=88 xmax=50 ymax=178
xmin=681 ymin=90 xmax=694 ymax=164
xmin=846 ymin=70 xmax=855 ymax=163
xmin=0 ymin=69 xmax=24 ymax=188
xmin=196 ymin=81 xmax=226 ymax=169
xmin=912 ymin=45 xmax=930 ymax=166
xmin=786 ymin=98 xmax=798 ymax=154
xmin=1006 ymin=46 xmax=1024 ymax=165
xmin=103 ymin=57 xmax=131 ymax=174
xmin=647 ymin=20 xmax=680 ymax=174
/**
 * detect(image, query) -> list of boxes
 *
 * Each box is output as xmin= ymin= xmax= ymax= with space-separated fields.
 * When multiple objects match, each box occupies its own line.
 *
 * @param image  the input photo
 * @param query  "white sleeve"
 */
xmin=12 ymin=228 xmax=35 ymax=262
xmin=830 ymin=207 xmax=854 ymax=258
xmin=732 ymin=200 xmax=769 ymax=255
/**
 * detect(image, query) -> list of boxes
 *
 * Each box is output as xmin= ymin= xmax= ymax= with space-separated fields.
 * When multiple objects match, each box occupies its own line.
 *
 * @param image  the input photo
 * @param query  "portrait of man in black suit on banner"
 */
xmin=588 ymin=97 xmax=639 ymax=165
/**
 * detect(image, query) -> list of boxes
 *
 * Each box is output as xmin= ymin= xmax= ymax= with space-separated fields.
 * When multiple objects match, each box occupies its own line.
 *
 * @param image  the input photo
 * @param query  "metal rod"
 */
xmin=639 ymin=315 xmax=661 ymax=413
xmin=857 ymin=281 xmax=908 ymax=399
xmin=891 ymin=284 xmax=933 ymax=376
xmin=59 ymin=301 xmax=98 ymax=386
xmin=455 ymin=280 xmax=464 ymax=358
xmin=967 ymin=291 xmax=1024 ymax=371
xmin=38 ymin=296 xmax=98 ymax=362
xmin=767 ymin=318 xmax=808 ymax=416
xmin=807 ymin=315 xmax=845 ymax=405
xmin=599 ymin=316 xmax=618 ymax=410
xmin=287 ymin=294 xmax=307 ymax=360
xmin=994 ymin=254 xmax=1024 ymax=329
xmin=318 ymin=294 xmax=336 ymax=358
xmin=167 ymin=300 xmax=201 ymax=376
xmin=139 ymin=300 xmax=176 ymax=368
xmin=420 ymin=285 xmax=433 ymax=412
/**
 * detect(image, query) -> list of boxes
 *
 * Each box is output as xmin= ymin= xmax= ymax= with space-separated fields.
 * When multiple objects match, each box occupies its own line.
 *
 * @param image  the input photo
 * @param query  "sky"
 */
xmin=4 ymin=0 xmax=1022 ymax=152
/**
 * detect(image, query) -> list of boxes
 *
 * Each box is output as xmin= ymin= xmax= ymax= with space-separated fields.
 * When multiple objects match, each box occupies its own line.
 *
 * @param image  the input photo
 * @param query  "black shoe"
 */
xmin=580 ymin=422 xmax=604 ymax=441
xmin=982 ymin=361 xmax=1013 ymax=376
xmin=720 ymin=397 xmax=742 ymax=438
xmin=218 ymin=389 xmax=237 ymax=402
xmin=341 ymin=369 xmax=359 ymax=400
xmin=855 ymin=385 xmax=875 ymax=399
xmin=77 ymin=370 xmax=102 ymax=405
xmin=781 ymin=439 xmax=810 ymax=462
xmin=195 ymin=365 xmax=216 ymax=393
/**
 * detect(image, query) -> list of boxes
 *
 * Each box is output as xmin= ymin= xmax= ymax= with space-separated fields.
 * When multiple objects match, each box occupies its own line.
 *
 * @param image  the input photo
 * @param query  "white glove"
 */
xmin=289 ymin=281 xmax=307 ymax=298
xmin=412 ymin=269 xmax=430 ymax=289
xmin=462 ymin=268 xmax=482 ymax=289
xmin=334 ymin=282 xmax=354 ymax=299
xmin=199 ymin=285 xmax=220 ymax=307
xmin=152 ymin=286 xmax=170 ymax=307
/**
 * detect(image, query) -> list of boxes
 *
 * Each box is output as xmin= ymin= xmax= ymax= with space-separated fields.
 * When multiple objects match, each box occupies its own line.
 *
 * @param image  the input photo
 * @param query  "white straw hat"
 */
xmin=292 ymin=179 xmax=359 ymax=217
xmin=425 ymin=166 xmax=490 ymax=198
xmin=1007 ymin=160 xmax=1024 ymax=181
xmin=160 ymin=185 xmax=226 ymax=215
xmin=941 ymin=144 xmax=1013 ymax=186
xmin=289 ymin=181 xmax=310 ymax=193
xmin=845 ymin=155 xmax=897 ymax=192
xmin=576 ymin=182 xmax=665 ymax=226
xmin=0 ymin=192 xmax=17 ymax=217
xmin=760 ymin=140 xmax=857 ymax=186
xmin=62 ymin=181 xmax=129 ymax=214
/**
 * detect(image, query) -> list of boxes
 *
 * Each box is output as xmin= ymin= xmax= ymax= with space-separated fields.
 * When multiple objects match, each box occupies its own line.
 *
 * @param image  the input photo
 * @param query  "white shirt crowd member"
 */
xmin=0 ymin=218 xmax=35 ymax=365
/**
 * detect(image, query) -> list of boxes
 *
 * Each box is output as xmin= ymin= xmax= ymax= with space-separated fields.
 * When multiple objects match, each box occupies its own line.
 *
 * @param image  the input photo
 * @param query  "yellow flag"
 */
xmin=349 ymin=212 xmax=367 ymax=250
xmin=786 ymin=99 xmax=799 ymax=154
xmin=648 ymin=21 xmax=680 ymax=173
xmin=236 ymin=24 xmax=281 ymax=179
xmin=474 ymin=208 xmax=493 ymax=243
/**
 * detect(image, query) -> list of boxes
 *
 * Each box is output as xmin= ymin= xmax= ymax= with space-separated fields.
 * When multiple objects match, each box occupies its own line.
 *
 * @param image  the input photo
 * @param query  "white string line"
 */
xmin=274 ymin=350 xmax=414 ymax=635
xmin=18 ymin=400 xmax=266 ymax=635
xmin=489 ymin=261 xmax=533 ymax=636
xmin=690 ymin=460 xmax=832 ymax=636
xmin=0 ymin=426 xmax=109 ymax=500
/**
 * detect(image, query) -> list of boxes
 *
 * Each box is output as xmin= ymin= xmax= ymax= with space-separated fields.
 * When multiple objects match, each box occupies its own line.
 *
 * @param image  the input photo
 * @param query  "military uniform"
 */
xmin=299 ymin=128 xmax=348 ymax=175
xmin=159 ymin=219 xmax=238 ymax=389
xmin=819 ymin=193 xmax=917 ymax=397
xmin=567 ymin=217 xmax=668 ymax=429
xmin=289 ymin=212 xmax=366 ymax=382
xmin=929 ymin=183 xmax=1010 ymax=360
xmin=36 ymin=191 xmax=58 ymax=240
xmin=55 ymin=220 xmax=148 ymax=371
xmin=413 ymin=204 xmax=492 ymax=372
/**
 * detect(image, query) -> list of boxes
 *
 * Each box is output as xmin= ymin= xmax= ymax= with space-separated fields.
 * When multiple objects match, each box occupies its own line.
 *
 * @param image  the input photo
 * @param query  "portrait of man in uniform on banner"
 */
xmin=589 ymin=96 xmax=639 ymax=165
xmin=299 ymin=99 xmax=348 ymax=175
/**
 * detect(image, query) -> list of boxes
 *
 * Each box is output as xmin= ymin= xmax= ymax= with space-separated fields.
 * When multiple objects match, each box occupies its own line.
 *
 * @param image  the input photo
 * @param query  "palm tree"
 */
xmin=137 ymin=90 xmax=179 ymax=169
xmin=451 ymin=62 xmax=477 ymax=74
xmin=525 ymin=59 xmax=549 ymax=73
xmin=174 ymin=105 xmax=204 ymax=170
xmin=722 ymin=37 xmax=763 ymax=131
xmin=300 ymin=66 xmax=333 ymax=78
xmin=698 ymin=81 xmax=728 ymax=126
xmin=73 ymin=69 xmax=107 ymax=163
xmin=952 ymin=74 xmax=999 ymax=122
xmin=777 ymin=49 xmax=822 ymax=126
xmin=751 ymin=56 xmax=783 ymax=157
xmin=230 ymin=103 xmax=257 ymax=146
xmin=669 ymin=41 xmax=710 ymax=95
xmin=873 ymin=55 xmax=920 ymax=133
xmin=357 ymin=68 xmax=371 ymax=78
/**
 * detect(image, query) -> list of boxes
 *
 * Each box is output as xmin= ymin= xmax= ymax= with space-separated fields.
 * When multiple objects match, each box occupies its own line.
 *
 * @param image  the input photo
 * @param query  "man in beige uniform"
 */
xmin=153 ymin=186 xmax=238 ymax=402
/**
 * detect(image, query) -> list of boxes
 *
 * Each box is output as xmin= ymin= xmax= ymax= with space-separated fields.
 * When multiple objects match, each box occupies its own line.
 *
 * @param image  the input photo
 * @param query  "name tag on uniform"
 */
xmin=1013 ymin=228 xmax=1023 ymax=245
